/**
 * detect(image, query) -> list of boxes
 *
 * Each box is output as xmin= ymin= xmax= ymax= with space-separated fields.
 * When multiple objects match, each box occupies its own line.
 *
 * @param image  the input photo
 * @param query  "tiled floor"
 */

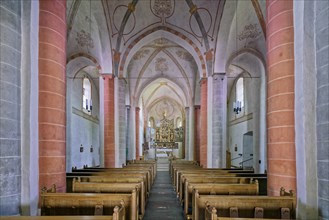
xmin=143 ymin=165 xmax=185 ymax=220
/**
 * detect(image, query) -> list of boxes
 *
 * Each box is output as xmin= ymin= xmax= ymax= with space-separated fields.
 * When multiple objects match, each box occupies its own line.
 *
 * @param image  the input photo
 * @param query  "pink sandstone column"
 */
xmin=266 ymin=0 xmax=296 ymax=195
xmin=194 ymin=106 xmax=200 ymax=163
xmin=135 ymin=107 xmax=140 ymax=160
xmin=103 ymin=75 xmax=115 ymax=167
xmin=200 ymin=78 xmax=208 ymax=167
xmin=39 ymin=0 xmax=66 ymax=192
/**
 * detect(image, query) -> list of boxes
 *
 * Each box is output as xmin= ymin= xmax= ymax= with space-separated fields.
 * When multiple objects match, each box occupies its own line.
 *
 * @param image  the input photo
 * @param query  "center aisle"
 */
xmin=143 ymin=159 xmax=185 ymax=220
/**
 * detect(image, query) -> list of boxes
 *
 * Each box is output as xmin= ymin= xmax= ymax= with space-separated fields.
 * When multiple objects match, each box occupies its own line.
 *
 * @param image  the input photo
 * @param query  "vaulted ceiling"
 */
xmin=66 ymin=0 xmax=266 ymax=121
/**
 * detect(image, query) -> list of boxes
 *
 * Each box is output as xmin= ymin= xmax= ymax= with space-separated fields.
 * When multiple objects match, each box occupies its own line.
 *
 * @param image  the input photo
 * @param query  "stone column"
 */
xmin=200 ymin=78 xmax=208 ymax=167
xmin=117 ymin=78 xmax=126 ymax=166
xmin=135 ymin=107 xmax=140 ymax=160
xmin=0 ymin=0 xmax=22 ymax=215
xmin=266 ymin=0 xmax=296 ymax=195
xmin=126 ymin=105 xmax=131 ymax=160
xmin=212 ymin=74 xmax=225 ymax=168
xmin=194 ymin=106 xmax=201 ymax=162
xmin=315 ymin=1 xmax=329 ymax=218
xmin=103 ymin=75 xmax=115 ymax=167
xmin=38 ymin=0 xmax=66 ymax=192
xmin=185 ymin=107 xmax=190 ymax=160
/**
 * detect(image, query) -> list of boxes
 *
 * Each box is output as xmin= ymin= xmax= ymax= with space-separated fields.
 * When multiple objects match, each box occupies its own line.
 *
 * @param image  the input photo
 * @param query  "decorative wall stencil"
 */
xmin=155 ymin=57 xmax=168 ymax=72
xmin=151 ymin=0 xmax=175 ymax=18
xmin=133 ymin=49 xmax=150 ymax=60
xmin=76 ymin=30 xmax=94 ymax=49
xmin=238 ymin=24 xmax=261 ymax=41
xmin=176 ymin=50 xmax=193 ymax=61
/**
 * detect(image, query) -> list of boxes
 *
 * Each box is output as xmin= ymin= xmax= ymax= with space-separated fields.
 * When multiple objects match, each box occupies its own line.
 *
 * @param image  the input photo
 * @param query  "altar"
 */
xmin=145 ymin=113 xmax=184 ymax=159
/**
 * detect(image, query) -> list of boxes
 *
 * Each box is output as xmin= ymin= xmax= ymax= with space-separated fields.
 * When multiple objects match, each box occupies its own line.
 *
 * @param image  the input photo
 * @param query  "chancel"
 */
xmin=0 ymin=0 xmax=328 ymax=219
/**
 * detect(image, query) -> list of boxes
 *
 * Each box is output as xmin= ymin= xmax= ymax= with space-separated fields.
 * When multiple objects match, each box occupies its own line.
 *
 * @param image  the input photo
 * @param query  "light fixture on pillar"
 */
xmin=233 ymin=101 xmax=242 ymax=114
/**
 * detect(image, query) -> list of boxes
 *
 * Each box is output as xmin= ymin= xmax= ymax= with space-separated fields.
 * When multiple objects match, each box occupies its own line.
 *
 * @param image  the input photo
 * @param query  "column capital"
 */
xmin=212 ymin=73 xmax=226 ymax=82
xmin=102 ymin=74 xmax=114 ymax=80
xmin=136 ymin=107 xmax=140 ymax=112
xmin=199 ymin=77 xmax=208 ymax=85
xmin=194 ymin=105 xmax=200 ymax=110
xmin=126 ymin=105 xmax=131 ymax=110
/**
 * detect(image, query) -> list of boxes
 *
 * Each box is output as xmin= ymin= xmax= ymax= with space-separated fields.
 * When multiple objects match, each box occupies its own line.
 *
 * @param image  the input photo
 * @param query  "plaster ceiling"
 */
xmin=66 ymin=0 xmax=267 ymax=114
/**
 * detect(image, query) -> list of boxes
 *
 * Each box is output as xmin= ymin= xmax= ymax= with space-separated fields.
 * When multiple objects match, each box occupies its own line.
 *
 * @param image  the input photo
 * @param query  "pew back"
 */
xmin=41 ymin=192 xmax=137 ymax=220
xmin=193 ymin=193 xmax=296 ymax=220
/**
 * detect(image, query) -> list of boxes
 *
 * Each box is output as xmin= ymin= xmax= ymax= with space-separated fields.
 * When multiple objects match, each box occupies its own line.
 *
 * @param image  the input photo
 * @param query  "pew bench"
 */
xmin=184 ymin=181 xmax=259 ymax=218
xmin=69 ymin=170 xmax=151 ymax=194
xmin=178 ymin=174 xmax=249 ymax=201
xmin=193 ymin=193 xmax=296 ymax=220
xmin=41 ymin=192 xmax=138 ymax=220
xmin=72 ymin=179 xmax=145 ymax=218
xmin=174 ymin=169 xmax=254 ymax=192
xmin=73 ymin=167 xmax=154 ymax=186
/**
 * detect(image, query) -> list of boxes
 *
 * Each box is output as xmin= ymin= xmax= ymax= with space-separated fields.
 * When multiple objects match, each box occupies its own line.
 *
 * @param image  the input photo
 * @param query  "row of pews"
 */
xmin=4 ymin=160 xmax=156 ymax=220
xmin=169 ymin=159 xmax=296 ymax=220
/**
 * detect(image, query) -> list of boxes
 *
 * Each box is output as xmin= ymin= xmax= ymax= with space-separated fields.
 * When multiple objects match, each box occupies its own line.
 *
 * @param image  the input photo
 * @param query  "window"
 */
xmin=83 ymin=77 xmax=92 ymax=114
xmin=176 ymin=117 xmax=182 ymax=128
xmin=236 ymin=77 xmax=244 ymax=108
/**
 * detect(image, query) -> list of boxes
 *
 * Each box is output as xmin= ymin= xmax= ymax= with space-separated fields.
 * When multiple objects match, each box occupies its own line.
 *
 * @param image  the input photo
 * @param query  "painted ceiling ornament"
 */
xmin=133 ymin=49 xmax=150 ymax=60
xmin=76 ymin=29 xmax=94 ymax=49
xmin=155 ymin=57 xmax=168 ymax=72
xmin=153 ymin=38 xmax=170 ymax=47
xmin=176 ymin=50 xmax=193 ymax=61
xmin=238 ymin=24 xmax=262 ymax=41
xmin=151 ymin=0 xmax=175 ymax=20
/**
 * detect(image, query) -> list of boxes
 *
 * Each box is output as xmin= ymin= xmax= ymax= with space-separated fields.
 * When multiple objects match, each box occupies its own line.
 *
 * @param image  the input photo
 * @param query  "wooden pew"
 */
xmin=184 ymin=179 xmax=258 ymax=217
xmin=68 ymin=176 xmax=147 ymax=206
xmin=69 ymin=170 xmax=152 ymax=194
xmin=179 ymin=173 xmax=267 ymax=203
xmin=41 ymin=191 xmax=138 ymax=220
xmin=178 ymin=173 xmax=238 ymax=199
xmin=169 ymin=162 xmax=201 ymax=178
xmin=126 ymin=159 xmax=157 ymax=175
xmin=193 ymin=192 xmax=296 ymax=220
xmin=72 ymin=178 xmax=145 ymax=219
xmin=73 ymin=167 xmax=154 ymax=186
xmin=123 ymin=163 xmax=156 ymax=183
xmin=174 ymin=169 xmax=254 ymax=192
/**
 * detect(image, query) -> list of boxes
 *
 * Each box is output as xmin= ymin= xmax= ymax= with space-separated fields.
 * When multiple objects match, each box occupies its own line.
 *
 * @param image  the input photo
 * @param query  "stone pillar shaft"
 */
xmin=104 ymin=75 xmax=115 ymax=167
xmin=38 ymin=0 xmax=67 ymax=192
xmin=266 ymin=0 xmax=296 ymax=195
xmin=194 ymin=106 xmax=201 ymax=162
xmin=200 ymin=78 xmax=208 ymax=167
xmin=135 ymin=107 xmax=140 ymax=160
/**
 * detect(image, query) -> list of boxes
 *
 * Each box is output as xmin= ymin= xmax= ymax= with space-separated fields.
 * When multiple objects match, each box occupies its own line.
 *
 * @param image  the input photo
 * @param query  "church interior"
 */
xmin=0 ymin=0 xmax=328 ymax=219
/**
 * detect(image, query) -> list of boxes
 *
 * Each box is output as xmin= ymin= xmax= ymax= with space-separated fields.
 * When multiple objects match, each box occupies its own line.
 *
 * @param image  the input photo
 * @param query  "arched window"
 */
xmin=149 ymin=117 xmax=155 ymax=128
xmin=236 ymin=77 xmax=244 ymax=108
xmin=176 ymin=117 xmax=182 ymax=128
xmin=82 ymin=77 xmax=92 ymax=114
